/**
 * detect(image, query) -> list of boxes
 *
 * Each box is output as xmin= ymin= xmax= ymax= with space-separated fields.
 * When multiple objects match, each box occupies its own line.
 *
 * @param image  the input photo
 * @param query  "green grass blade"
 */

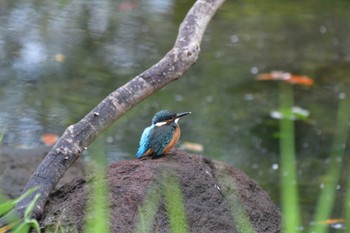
xmin=134 ymin=183 xmax=162 ymax=233
xmin=279 ymin=83 xmax=300 ymax=232
xmin=15 ymin=188 xmax=38 ymax=205
xmin=0 ymin=188 xmax=37 ymax=216
xmin=26 ymin=219 xmax=41 ymax=233
xmin=136 ymin=206 xmax=146 ymax=233
xmin=309 ymin=93 xmax=350 ymax=233
xmin=0 ymin=200 xmax=17 ymax=216
xmin=12 ymin=223 xmax=30 ymax=233
xmin=84 ymin=172 xmax=110 ymax=233
xmin=218 ymin=174 xmax=256 ymax=233
xmin=11 ymin=193 xmax=41 ymax=233
xmin=345 ymin=174 xmax=350 ymax=233
xmin=0 ymin=126 xmax=6 ymax=143
xmin=163 ymin=173 xmax=188 ymax=233
xmin=84 ymin=138 xmax=110 ymax=233
xmin=24 ymin=194 xmax=40 ymax=219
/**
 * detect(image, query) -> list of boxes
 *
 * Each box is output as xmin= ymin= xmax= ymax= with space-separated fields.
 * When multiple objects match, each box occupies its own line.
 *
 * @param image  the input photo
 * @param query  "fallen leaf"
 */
xmin=41 ymin=133 xmax=59 ymax=146
xmin=285 ymin=75 xmax=314 ymax=86
xmin=256 ymin=71 xmax=314 ymax=86
xmin=118 ymin=1 xmax=138 ymax=11
xmin=319 ymin=218 xmax=345 ymax=225
xmin=55 ymin=53 xmax=65 ymax=62
xmin=256 ymin=71 xmax=291 ymax=81
xmin=181 ymin=142 xmax=204 ymax=152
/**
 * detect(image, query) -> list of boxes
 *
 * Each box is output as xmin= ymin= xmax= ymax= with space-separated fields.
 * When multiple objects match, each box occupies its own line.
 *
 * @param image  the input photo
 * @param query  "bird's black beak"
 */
xmin=175 ymin=112 xmax=191 ymax=118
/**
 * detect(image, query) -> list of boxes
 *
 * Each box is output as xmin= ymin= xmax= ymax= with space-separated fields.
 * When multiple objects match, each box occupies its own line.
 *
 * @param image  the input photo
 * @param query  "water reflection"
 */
xmin=1 ymin=0 xmax=350 ymax=230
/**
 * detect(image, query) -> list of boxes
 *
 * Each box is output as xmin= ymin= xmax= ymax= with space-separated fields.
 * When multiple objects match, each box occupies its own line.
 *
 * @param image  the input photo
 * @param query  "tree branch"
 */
xmin=0 ymin=0 xmax=225 ymax=225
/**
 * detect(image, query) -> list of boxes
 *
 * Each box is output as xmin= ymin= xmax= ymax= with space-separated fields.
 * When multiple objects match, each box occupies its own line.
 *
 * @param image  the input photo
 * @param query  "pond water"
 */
xmin=1 ymin=0 xmax=350 ymax=231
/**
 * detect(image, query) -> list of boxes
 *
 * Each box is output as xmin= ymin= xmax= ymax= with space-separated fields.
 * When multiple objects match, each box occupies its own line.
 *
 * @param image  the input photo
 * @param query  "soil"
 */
xmin=39 ymin=149 xmax=281 ymax=233
xmin=0 ymin=146 xmax=281 ymax=232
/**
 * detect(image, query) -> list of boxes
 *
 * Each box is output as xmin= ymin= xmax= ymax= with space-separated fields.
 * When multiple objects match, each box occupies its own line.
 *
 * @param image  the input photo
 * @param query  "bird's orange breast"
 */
xmin=163 ymin=126 xmax=181 ymax=154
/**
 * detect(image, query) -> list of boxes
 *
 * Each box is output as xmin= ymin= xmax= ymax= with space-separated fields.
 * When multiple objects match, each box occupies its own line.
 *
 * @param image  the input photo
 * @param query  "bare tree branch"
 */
xmin=0 ymin=0 xmax=225 ymax=225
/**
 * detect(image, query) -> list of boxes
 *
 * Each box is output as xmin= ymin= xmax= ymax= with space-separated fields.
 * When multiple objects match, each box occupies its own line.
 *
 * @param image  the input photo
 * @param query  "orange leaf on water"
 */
xmin=284 ymin=75 xmax=314 ymax=86
xmin=55 ymin=53 xmax=65 ymax=62
xmin=256 ymin=71 xmax=290 ymax=81
xmin=256 ymin=71 xmax=314 ymax=86
xmin=181 ymin=141 xmax=204 ymax=152
xmin=41 ymin=133 xmax=59 ymax=146
xmin=319 ymin=218 xmax=345 ymax=225
xmin=117 ymin=1 xmax=138 ymax=11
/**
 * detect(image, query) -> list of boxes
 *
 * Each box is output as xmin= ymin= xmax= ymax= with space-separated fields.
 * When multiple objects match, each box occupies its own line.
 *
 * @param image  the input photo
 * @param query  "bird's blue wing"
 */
xmin=136 ymin=125 xmax=153 ymax=158
xmin=149 ymin=124 xmax=176 ymax=156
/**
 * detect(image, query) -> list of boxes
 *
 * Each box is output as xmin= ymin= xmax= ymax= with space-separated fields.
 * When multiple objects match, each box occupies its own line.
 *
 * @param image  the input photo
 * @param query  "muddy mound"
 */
xmin=41 ymin=149 xmax=281 ymax=233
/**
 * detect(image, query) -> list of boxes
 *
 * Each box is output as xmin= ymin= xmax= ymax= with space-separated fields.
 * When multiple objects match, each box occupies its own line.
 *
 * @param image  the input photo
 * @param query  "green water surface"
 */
xmin=1 ymin=0 xmax=350 ymax=231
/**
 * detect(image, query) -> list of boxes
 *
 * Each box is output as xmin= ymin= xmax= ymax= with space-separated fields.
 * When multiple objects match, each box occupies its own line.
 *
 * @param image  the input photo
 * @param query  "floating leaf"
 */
xmin=256 ymin=71 xmax=314 ymax=86
xmin=55 ymin=53 xmax=65 ymax=62
xmin=180 ymin=141 xmax=204 ymax=152
xmin=319 ymin=218 xmax=345 ymax=225
xmin=285 ymin=75 xmax=314 ymax=86
xmin=256 ymin=71 xmax=291 ymax=81
xmin=41 ymin=133 xmax=59 ymax=146
xmin=117 ymin=1 xmax=138 ymax=11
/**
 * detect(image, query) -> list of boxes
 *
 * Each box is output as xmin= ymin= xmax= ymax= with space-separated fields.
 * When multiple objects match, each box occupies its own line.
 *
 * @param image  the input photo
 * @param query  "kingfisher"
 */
xmin=136 ymin=110 xmax=191 ymax=158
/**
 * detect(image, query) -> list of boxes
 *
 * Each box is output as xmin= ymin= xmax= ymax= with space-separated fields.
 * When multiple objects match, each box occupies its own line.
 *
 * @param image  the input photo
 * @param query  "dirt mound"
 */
xmin=41 ymin=149 xmax=281 ymax=233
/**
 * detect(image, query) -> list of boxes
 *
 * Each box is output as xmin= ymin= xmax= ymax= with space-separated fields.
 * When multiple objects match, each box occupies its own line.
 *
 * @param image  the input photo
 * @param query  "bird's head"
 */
xmin=152 ymin=110 xmax=191 ymax=126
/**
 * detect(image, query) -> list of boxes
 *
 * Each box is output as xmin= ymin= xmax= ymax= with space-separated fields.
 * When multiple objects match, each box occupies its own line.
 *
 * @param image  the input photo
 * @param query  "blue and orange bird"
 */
xmin=136 ymin=110 xmax=191 ymax=158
